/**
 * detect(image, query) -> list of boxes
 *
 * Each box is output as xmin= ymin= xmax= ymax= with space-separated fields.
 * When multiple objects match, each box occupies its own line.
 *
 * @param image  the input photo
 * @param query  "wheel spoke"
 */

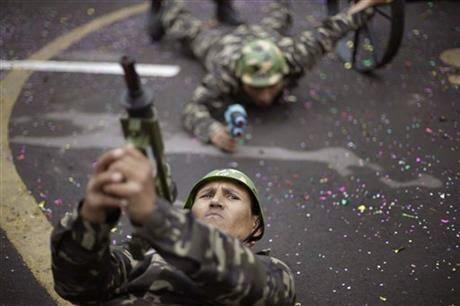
xmin=363 ymin=23 xmax=379 ymax=64
xmin=352 ymin=29 xmax=361 ymax=64
xmin=375 ymin=7 xmax=392 ymax=21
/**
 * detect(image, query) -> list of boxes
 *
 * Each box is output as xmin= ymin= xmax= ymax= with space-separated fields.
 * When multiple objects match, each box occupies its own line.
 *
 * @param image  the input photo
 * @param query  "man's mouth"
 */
xmin=205 ymin=212 xmax=224 ymax=219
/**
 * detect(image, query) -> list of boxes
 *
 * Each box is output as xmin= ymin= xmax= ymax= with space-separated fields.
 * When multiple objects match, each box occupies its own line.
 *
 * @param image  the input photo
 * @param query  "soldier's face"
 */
xmin=192 ymin=180 xmax=259 ymax=242
xmin=242 ymin=80 xmax=284 ymax=108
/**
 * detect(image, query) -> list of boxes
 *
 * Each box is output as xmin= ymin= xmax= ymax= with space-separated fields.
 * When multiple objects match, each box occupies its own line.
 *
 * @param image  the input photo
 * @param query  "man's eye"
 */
xmin=228 ymin=194 xmax=240 ymax=200
xmin=200 ymin=193 xmax=212 ymax=198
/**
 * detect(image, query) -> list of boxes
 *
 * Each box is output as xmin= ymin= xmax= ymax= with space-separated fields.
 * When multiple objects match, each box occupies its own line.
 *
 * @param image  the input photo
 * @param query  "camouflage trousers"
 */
xmin=161 ymin=0 xmax=292 ymax=70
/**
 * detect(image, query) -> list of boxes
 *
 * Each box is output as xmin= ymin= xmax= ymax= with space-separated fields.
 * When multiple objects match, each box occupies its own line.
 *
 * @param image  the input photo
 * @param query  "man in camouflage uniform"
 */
xmin=51 ymin=145 xmax=296 ymax=305
xmin=150 ymin=0 xmax=388 ymax=152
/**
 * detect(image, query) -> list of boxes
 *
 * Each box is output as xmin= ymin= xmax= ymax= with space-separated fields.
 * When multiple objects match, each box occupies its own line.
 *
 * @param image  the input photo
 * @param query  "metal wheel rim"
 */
xmin=326 ymin=0 xmax=405 ymax=72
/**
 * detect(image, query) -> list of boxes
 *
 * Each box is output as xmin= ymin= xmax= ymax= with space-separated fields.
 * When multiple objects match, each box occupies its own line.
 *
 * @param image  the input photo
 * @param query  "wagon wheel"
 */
xmin=326 ymin=0 xmax=405 ymax=72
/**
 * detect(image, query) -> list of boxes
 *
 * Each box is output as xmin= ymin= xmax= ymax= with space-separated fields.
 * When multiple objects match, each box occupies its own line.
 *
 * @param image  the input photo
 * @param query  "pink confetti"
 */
xmin=425 ymin=127 xmax=433 ymax=134
xmin=54 ymin=199 xmax=63 ymax=206
xmin=441 ymin=219 xmax=449 ymax=224
xmin=303 ymin=101 xmax=312 ymax=109
xmin=17 ymin=146 xmax=26 ymax=160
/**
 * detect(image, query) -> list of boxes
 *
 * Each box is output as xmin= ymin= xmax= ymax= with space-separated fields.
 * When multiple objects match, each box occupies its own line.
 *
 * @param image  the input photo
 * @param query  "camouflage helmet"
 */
xmin=184 ymin=169 xmax=265 ymax=240
xmin=236 ymin=39 xmax=289 ymax=88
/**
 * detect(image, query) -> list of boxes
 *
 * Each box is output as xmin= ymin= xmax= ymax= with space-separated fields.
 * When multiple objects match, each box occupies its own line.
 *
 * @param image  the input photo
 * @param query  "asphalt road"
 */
xmin=1 ymin=1 xmax=459 ymax=305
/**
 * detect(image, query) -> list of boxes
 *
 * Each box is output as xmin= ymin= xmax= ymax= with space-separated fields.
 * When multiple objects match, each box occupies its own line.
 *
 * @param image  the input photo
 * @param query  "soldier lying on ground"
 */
xmin=51 ymin=145 xmax=296 ymax=305
xmin=148 ymin=0 xmax=389 ymax=152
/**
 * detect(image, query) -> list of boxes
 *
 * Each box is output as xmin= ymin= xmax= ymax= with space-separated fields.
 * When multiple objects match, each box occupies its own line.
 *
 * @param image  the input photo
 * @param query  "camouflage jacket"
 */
xmin=182 ymin=2 xmax=373 ymax=143
xmin=51 ymin=201 xmax=296 ymax=305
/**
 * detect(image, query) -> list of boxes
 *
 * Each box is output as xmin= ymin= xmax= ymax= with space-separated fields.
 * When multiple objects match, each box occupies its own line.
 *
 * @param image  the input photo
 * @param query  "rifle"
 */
xmin=119 ymin=56 xmax=177 ymax=259
xmin=119 ymin=56 xmax=177 ymax=203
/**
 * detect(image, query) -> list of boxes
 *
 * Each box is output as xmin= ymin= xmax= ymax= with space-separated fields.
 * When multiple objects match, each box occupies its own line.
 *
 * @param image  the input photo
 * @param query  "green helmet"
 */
xmin=184 ymin=169 xmax=265 ymax=241
xmin=236 ymin=39 xmax=289 ymax=88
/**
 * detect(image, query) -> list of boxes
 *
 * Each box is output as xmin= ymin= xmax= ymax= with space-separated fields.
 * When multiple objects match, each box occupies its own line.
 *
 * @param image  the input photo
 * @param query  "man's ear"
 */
xmin=251 ymin=216 xmax=263 ymax=236
xmin=243 ymin=216 xmax=262 ymax=248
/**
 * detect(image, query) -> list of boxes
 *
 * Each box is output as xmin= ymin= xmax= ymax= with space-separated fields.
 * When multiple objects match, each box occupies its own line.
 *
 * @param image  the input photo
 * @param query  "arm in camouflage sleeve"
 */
xmin=182 ymin=72 xmax=237 ymax=143
xmin=137 ymin=202 xmax=296 ymax=306
xmin=284 ymin=8 xmax=373 ymax=73
xmin=51 ymin=206 xmax=134 ymax=304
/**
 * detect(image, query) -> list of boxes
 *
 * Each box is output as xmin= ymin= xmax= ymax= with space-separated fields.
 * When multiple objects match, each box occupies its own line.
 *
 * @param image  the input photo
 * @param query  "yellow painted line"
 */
xmin=0 ymin=2 xmax=148 ymax=305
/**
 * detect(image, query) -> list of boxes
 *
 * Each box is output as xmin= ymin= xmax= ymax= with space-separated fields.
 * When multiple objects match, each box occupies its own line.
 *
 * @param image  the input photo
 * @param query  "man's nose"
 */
xmin=209 ymin=192 xmax=224 ymax=208
xmin=209 ymin=200 xmax=223 ymax=209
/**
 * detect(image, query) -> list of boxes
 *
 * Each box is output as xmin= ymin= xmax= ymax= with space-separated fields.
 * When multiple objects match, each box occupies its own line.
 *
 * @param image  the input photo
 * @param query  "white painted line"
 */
xmin=0 ymin=59 xmax=180 ymax=77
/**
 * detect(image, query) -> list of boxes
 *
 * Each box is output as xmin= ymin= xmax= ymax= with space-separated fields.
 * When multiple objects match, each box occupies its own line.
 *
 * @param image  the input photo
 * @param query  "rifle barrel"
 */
xmin=121 ymin=56 xmax=141 ymax=98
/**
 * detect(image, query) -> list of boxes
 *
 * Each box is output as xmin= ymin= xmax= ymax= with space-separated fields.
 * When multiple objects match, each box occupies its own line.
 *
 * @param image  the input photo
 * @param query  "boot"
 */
xmin=215 ymin=0 xmax=243 ymax=26
xmin=147 ymin=0 xmax=165 ymax=42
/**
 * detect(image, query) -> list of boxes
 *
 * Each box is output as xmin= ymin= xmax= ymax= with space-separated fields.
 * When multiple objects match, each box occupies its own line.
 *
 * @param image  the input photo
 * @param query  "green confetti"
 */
xmin=363 ymin=59 xmax=374 ymax=67
xmin=402 ymin=212 xmax=417 ymax=219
